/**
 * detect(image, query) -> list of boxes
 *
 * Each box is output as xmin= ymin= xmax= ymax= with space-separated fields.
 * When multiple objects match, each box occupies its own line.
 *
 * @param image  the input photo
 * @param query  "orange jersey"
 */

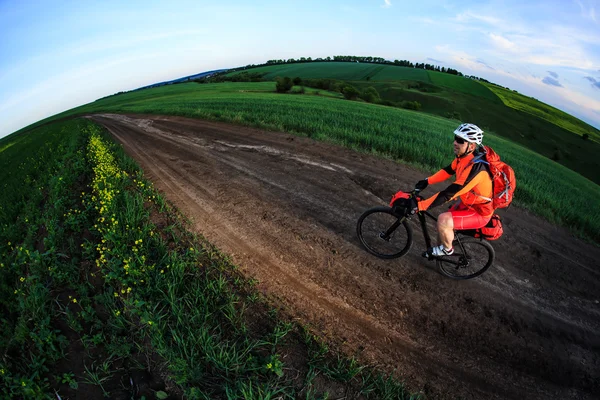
xmin=418 ymin=152 xmax=494 ymax=217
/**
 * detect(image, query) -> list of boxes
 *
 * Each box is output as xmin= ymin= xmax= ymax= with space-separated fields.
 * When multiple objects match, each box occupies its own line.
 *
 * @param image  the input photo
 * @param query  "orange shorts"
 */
xmin=449 ymin=203 xmax=491 ymax=230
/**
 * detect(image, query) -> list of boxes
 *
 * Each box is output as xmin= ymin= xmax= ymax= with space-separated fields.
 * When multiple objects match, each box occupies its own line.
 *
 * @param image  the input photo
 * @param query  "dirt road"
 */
xmin=90 ymin=114 xmax=600 ymax=400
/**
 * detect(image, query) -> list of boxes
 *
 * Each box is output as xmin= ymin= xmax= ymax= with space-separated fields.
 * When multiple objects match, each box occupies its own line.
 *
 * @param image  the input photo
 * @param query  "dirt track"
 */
xmin=90 ymin=114 xmax=600 ymax=400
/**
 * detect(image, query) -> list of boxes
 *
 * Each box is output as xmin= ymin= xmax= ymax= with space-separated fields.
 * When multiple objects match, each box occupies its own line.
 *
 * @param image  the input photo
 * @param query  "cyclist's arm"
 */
xmin=418 ymin=166 xmax=487 ymax=211
xmin=427 ymin=164 xmax=455 ymax=184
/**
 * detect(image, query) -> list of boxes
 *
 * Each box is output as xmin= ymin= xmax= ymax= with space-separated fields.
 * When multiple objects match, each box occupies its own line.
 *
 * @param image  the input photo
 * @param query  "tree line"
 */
xmin=230 ymin=55 xmax=464 ymax=77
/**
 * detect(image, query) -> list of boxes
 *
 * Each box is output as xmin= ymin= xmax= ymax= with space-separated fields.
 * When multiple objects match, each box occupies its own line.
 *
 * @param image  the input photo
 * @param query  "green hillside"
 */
xmin=230 ymin=62 xmax=497 ymax=98
xmin=227 ymin=62 xmax=600 ymax=184
xmin=10 ymin=81 xmax=600 ymax=243
xmin=427 ymin=70 xmax=499 ymax=102
xmin=239 ymin=62 xmax=429 ymax=81
xmin=484 ymin=83 xmax=600 ymax=142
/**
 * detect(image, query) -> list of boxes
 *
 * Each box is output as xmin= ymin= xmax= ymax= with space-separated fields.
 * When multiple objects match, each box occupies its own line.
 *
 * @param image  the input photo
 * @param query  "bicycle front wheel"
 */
xmin=356 ymin=206 xmax=413 ymax=259
xmin=437 ymin=237 xmax=495 ymax=280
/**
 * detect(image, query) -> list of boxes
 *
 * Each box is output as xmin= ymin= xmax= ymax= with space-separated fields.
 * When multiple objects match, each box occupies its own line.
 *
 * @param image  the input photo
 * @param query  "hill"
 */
xmin=226 ymin=62 xmax=600 ymax=184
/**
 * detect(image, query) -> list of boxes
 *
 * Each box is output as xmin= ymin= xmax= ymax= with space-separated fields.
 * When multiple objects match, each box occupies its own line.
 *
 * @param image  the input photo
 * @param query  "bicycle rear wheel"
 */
xmin=356 ymin=206 xmax=413 ymax=259
xmin=437 ymin=237 xmax=495 ymax=279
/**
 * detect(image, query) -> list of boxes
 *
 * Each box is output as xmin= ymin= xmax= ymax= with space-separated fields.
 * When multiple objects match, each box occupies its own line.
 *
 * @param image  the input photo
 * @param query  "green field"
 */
xmin=225 ymin=62 xmax=600 ymax=184
xmin=427 ymin=70 xmax=499 ymax=102
xmin=483 ymin=83 xmax=600 ymax=142
xmin=1 ymin=119 xmax=417 ymax=399
xmin=14 ymin=81 xmax=600 ymax=244
xmin=230 ymin=62 xmax=499 ymax=101
xmin=230 ymin=62 xmax=431 ymax=83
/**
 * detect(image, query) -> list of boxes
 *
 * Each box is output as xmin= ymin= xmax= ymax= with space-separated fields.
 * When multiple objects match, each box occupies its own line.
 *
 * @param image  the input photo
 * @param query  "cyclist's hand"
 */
xmin=415 ymin=179 xmax=428 ymax=191
xmin=407 ymin=196 xmax=418 ymax=215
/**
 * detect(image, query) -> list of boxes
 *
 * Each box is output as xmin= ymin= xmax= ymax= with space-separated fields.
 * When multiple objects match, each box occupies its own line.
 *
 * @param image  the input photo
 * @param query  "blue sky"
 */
xmin=1 ymin=0 xmax=600 ymax=138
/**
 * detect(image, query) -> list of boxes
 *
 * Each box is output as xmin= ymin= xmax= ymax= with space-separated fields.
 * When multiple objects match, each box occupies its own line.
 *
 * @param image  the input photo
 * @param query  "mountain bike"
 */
xmin=356 ymin=189 xmax=495 ymax=280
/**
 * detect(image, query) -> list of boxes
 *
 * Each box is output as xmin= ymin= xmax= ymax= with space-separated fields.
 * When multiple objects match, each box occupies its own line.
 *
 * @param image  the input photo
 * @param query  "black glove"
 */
xmin=408 ymin=196 xmax=418 ymax=214
xmin=392 ymin=196 xmax=418 ymax=215
xmin=415 ymin=179 xmax=428 ymax=191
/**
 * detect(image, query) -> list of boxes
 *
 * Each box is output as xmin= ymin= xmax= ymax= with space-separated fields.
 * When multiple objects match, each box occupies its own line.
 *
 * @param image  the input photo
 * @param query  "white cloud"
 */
xmin=489 ymin=33 xmax=516 ymax=51
xmin=574 ymin=0 xmax=598 ymax=22
xmin=415 ymin=16 xmax=435 ymax=24
xmin=443 ymin=4 xmax=600 ymax=72
xmin=481 ymin=25 xmax=598 ymax=71
xmin=434 ymin=44 xmax=600 ymax=126
xmin=382 ymin=0 xmax=392 ymax=8
xmin=454 ymin=11 xmax=503 ymax=26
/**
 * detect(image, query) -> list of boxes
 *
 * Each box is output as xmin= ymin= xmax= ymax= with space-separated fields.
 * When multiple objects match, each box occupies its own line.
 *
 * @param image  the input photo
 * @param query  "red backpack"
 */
xmin=474 ymin=214 xmax=503 ymax=240
xmin=473 ymin=146 xmax=516 ymax=209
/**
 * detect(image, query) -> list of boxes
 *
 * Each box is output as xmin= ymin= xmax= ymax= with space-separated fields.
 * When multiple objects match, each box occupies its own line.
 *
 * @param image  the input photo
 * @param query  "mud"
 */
xmin=89 ymin=114 xmax=600 ymax=400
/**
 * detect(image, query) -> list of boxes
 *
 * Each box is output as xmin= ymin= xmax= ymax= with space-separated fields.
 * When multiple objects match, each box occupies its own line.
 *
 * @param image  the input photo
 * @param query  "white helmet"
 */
xmin=454 ymin=123 xmax=483 ymax=145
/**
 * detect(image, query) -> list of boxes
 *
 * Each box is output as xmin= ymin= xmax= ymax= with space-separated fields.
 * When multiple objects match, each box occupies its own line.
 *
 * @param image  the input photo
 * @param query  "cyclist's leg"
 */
xmin=437 ymin=212 xmax=455 ymax=250
xmin=436 ymin=201 xmax=467 ymax=249
xmin=450 ymin=209 xmax=491 ymax=230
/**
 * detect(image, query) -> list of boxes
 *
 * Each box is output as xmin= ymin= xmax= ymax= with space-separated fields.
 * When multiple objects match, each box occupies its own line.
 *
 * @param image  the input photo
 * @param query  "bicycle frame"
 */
xmin=417 ymin=211 xmax=436 ymax=251
xmin=407 ymin=208 xmax=470 ymax=260
xmin=399 ymin=188 xmax=470 ymax=255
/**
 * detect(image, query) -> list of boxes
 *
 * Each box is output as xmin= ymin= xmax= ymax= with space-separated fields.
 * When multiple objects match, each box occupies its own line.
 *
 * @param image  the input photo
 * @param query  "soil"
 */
xmin=89 ymin=113 xmax=600 ymax=400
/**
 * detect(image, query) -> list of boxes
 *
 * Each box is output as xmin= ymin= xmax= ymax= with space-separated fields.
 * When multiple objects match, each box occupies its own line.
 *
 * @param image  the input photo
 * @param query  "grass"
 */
xmin=231 ymin=61 xmax=432 ymax=83
xmin=0 ymin=118 xmax=422 ymax=399
xmin=13 ymin=81 xmax=600 ymax=244
xmin=223 ymin=62 xmax=600 ymax=185
xmin=426 ymin=70 xmax=499 ymax=101
xmin=483 ymin=82 xmax=600 ymax=142
xmin=230 ymin=62 xmax=500 ymax=101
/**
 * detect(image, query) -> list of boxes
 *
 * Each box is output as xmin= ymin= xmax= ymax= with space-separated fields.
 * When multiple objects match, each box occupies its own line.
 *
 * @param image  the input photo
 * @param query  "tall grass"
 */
xmin=12 ymin=82 xmax=600 ymax=243
xmin=1 ymin=119 xmax=422 ymax=399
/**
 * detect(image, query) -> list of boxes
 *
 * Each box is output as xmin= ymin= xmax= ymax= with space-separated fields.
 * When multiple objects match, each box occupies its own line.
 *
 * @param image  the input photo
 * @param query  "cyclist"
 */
xmin=402 ymin=123 xmax=493 ymax=256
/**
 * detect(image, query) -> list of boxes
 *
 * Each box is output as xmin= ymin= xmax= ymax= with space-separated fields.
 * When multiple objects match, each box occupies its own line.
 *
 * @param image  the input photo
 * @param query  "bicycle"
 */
xmin=356 ymin=189 xmax=495 ymax=280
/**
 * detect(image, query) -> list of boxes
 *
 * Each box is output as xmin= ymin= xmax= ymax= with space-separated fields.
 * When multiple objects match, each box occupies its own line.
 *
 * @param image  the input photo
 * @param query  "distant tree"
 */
xmin=341 ymin=84 xmax=360 ymax=100
xmin=293 ymin=76 xmax=302 ymax=85
xmin=275 ymin=76 xmax=293 ymax=93
xmin=582 ymin=133 xmax=590 ymax=140
xmin=360 ymin=87 xmax=380 ymax=103
xmin=400 ymin=100 xmax=422 ymax=111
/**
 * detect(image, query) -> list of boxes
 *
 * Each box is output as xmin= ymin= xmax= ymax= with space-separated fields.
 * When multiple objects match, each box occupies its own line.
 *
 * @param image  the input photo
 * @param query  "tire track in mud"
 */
xmin=90 ymin=114 xmax=600 ymax=400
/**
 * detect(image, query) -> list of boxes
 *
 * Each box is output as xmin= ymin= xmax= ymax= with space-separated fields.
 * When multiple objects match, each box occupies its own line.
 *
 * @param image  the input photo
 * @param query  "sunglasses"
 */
xmin=454 ymin=136 xmax=467 ymax=144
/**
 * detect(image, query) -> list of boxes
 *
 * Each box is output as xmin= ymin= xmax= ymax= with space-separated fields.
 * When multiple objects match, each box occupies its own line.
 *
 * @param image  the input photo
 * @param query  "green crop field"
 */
xmin=483 ymin=83 xmax=600 ymax=142
xmin=225 ymin=62 xmax=600 ymax=185
xmin=427 ymin=70 xmax=500 ymax=102
xmin=231 ymin=62 xmax=432 ymax=83
xmin=0 ymin=119 xmax=416 ymax=399
xmin=230 ymin=62 xmax=502 ymax=100
xmin=16 ymin=81 xmax=600 ymax=244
